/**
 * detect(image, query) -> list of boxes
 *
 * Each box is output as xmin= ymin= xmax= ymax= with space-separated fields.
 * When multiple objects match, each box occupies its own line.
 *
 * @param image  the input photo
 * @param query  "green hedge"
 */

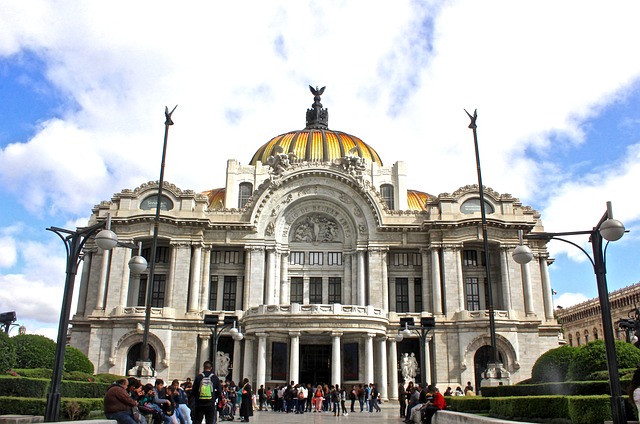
xmin=0 ymin=396 xmax=104 ymax=420
xmin=0 ymin=332 xmax=16 ymax=372
xmin=445 ymin=396 xmax=490 ymax=412
xmin=565 ymin=395 xmax=611 ymax=424
xmin=481 ymin=379 xmax=632 ymax=397
xmin=490 ymin=396 xmax=568 ymax=420
xmin=0 ymin=376 xmax=110 ymax=398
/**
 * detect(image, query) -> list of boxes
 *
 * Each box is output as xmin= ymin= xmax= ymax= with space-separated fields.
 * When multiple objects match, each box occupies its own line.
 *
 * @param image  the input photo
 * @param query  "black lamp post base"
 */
xmin=128 ymin=360 xmax=156 ymax=384
xmin=480 ymin=362 xmax=510 ymax=389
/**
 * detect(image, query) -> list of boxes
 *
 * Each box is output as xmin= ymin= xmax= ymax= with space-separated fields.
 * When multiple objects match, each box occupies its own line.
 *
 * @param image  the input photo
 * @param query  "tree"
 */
xmin=567 ymin=339 xmax=640 ymax=381
xmin=0 ymin=331 xmax=17 ymax=372
xmin=13 ymin=334 xmax=56 ymax=369
xmin=531 ymin=345 xmax=578 ymax=382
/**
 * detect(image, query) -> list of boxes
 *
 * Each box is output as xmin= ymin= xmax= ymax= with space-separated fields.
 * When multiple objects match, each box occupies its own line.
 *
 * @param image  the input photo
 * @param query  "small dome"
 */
xmin=202 ymin=188 xmax=225 ymax=209
xmin=249 ymin=86 xmax=383 ymax=166
xmin=407 ymin=190 xmax=433 ymax=211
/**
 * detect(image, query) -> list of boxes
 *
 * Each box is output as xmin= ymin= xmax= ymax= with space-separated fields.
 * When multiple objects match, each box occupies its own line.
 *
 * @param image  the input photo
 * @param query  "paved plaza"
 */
xmin=230 ymin=402 xmax=404 ymax=423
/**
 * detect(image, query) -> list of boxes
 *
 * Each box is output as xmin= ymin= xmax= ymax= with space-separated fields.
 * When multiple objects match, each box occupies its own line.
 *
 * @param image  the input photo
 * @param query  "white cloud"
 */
xmin=0 ymin=236 xmax=17 ymax=268
xmin=554 ymin=292 xmax=589 ymax=310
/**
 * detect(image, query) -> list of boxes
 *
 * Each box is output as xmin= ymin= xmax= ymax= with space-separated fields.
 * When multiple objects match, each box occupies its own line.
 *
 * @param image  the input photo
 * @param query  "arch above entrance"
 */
xmin=462 ymin=333 xmax=519 ymax=373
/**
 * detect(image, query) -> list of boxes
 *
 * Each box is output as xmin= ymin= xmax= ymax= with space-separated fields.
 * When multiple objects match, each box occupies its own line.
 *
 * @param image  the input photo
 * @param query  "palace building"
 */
xmin=69 ymin=87 xmax=561 ymax=399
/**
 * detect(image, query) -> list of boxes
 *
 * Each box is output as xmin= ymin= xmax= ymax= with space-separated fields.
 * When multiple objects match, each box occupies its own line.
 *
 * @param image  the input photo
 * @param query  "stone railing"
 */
xmin=114 ymin=306 xmax=172 ymax=318
xmin=244 ymin=303 xmax=384 ymax=317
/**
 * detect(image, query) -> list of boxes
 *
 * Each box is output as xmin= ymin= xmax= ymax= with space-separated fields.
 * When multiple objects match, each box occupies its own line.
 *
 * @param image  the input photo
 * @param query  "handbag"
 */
xmin=132 ymin=406 xmax=141 ymax=423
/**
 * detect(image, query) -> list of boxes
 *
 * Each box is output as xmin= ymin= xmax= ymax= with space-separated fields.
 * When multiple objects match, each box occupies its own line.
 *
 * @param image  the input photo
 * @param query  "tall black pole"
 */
xmin=45 ymin=221 xmax=106 ymax=422
xmin=592 ymin=215 xmax=626 ymax=424
xmin=465 ymin=109 xmax=499 ymax=366
xmin=140 ymin=106 xmax=177 ymax=366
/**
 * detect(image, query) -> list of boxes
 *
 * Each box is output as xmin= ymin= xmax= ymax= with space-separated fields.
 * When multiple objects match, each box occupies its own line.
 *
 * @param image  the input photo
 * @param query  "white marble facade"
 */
xmin=69 ymin=92 xmax=561 ymax=398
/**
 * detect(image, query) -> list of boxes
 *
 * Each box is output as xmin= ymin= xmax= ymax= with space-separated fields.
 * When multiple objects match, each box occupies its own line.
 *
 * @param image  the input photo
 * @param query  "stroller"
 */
xmin=218 ymin=398 xmax=234 ymax=421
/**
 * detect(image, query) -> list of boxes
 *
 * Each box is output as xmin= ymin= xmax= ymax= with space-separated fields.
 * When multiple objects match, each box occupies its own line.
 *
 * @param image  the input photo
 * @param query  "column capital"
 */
xmin=441 ymin=242 xmax=463 ymax=251
xmin=191 ymin=241 xmax=204 ymax=248
xmin=366 ymin=332 xmax=376 ymax=339
xmin=245 ymin=245 xmax=265 ymax=252
xmin=376 ymin=335 xmax=388 ymax=342
xmin=256 ymin=332 xmax=268 ymax=339
xmin=171 ymin=241 xmax=191 ymax=249
xmin=289 ymin=331 xmax=301 ymax=338
xmin=387 ymin=336 xmax=398 ymax=344
xmin=331 ymin=331 xmax=343 ymax=338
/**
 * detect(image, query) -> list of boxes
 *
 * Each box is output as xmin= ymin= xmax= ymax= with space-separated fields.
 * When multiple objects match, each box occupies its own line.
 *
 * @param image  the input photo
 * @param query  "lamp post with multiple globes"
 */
xmin=512 ymin=201 xmax=627 ymax=424
xmin=45 ymin=215 xmax=147 ymax=422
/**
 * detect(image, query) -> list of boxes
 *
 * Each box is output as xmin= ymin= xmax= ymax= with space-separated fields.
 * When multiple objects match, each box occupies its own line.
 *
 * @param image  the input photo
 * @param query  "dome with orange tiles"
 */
xmin=249 ymin=86 xmax=383 ymax=166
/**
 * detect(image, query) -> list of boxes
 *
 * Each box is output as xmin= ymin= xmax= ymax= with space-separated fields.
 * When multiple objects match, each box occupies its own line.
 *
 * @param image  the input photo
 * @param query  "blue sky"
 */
xmin=1 ymin=1 xmax=640 ymax=338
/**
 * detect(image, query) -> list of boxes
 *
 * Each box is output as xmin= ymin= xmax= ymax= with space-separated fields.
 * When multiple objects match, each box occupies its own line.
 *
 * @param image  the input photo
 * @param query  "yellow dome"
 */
xmin=407 ymin=190 xmax=433 ymax=211
xmin=249 ymin=85 xmax=383 ymax=166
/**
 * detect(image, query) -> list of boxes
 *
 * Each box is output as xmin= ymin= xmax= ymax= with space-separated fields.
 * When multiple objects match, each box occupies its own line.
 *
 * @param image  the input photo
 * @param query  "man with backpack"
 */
xmin=192 ymin=361 xmax=223 ymax=424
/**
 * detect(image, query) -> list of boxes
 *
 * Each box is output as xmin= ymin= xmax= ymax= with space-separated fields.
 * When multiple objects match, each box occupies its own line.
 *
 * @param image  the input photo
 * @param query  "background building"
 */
xmin=556 ymin=282 xmax=640 ymax=346
xmin=69 ymin=88 xmax=561 ymax=398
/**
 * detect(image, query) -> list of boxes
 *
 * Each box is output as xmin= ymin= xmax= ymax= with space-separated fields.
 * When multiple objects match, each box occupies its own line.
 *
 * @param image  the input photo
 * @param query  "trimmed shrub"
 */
xmin=94 ymin=373 xmax=127 ymax=384
xmin=481 ymin=379 xmax=632 ymax=397
xmin=13 ymin=334 xmax=56 ymax=369
xmin=60 ymin=380 xmax=111 ymax=398
xmin=490 ymin=395 xmax=568 ymax=420
xmin=0 ymin=396 xmax=104 ymax=420
xmin=566 ymin=395 xmax=611 ymax=424
xmin=14 ymin=368 xmax=52 ymax=379
xmin=0 ymin=332 xmax=16 ymax=372
xmin=64 ymin=346 xmax=94 ymax=374
xmin=445 ymin=396 xmax=490 ymax=412
xmin=0 ymin=376 xmax=48 ymax=397
xmin=567 ymin=340 xmax=640 ymax=381
xmin=531 ymin=344 xmax=578 ymax=382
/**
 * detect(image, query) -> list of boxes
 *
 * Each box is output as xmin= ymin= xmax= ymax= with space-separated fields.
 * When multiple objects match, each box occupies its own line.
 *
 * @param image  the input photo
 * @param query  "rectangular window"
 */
xmin=290 ymin=277 xmax=303 ymax=303
xmin=222 ymin=276 xmax=237 ymax=310
xmin=328 ymin=277 xmax=341 ymax=303
xmin=211 ymin=251 xmax=221 ymax=264
xmin=224 ymin=251 xmax=240 ymax=264
xmin=290 ymin=252 xmax=305 ymax=265
xmin=208 ymin=276 xmax=218 ymax=310
xmin=138 ymin=274 xmax=166 ymax=307
xmin=393 ymin=253 xmax=409 ymax=266
xmin=411 ymin=253 xmax=422 ymax=266
xmin=328 ymin=252 xmax=342 ymax=266
xmin=396 ymin=278 xmax=409 ymax=312
xmin=465 ymin=277 xmax=480 ymax=311
xmin=309 ymin=277 xmax=323 ymax=304
xmin=414 ymin=278 xmax=423 ymax=312
xmin=381 ymin=184 xmax=395 ymax=210
xmin=142 ymin=246 xmax=170 ymax=264
xmin=463 ymin=250 xmax=478 ymax=266
xmin=309 ymin=252 xmax=323 ymax=265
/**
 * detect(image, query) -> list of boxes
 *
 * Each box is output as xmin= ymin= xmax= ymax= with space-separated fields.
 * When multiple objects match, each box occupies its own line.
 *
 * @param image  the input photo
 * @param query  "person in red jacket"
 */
xmin=104 ymin=378 xmax=139 ymax=424
xmin=423 ymin=385 xmax=446 ymax=424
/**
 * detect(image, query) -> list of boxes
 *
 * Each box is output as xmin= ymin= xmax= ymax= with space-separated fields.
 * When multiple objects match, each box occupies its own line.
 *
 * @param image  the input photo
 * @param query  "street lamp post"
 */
xmin=203 ymin=314 xmax=243 ymax=377
xmin=465 ymin=109 xmax=508 ymax=386
xmin=136 ymin=105 xmax=177 ymax=380
xmin=45 ymin=216 xmax=147 ymax=422
xmin=396 ymin=317 xmax=436 ymax=387
xmin=512 ymin=201 xmax=627 ymax=424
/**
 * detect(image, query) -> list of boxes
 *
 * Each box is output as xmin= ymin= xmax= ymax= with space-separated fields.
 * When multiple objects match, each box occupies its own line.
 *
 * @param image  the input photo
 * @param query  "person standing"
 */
xmin=239 ymin=378 xmax=253 ymax=422
xmin=104 ymin=378 xmax=139 ymax=424
xmin=192 ymin=361 xmax=223 ymax=424
xmin=398 ymin=382 xmax=406 ymax=418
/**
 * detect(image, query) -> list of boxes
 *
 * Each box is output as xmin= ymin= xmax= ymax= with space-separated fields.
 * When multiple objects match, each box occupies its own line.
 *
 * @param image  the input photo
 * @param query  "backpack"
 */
xmin=199 ymin=373 xmax=213 ymax=400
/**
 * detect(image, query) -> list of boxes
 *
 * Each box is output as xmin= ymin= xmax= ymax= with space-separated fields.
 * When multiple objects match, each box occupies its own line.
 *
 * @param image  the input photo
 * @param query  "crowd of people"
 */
xmin=397 ymin=381 xmax=453 ymax=424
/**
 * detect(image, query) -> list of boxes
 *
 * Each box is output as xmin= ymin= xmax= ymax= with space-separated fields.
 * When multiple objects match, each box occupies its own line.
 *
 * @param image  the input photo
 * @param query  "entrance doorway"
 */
xmin=299 ymin=344 xmax=330 ymax=386
xmin=126 ymin=343 xmax=157 ymax=375
xmin=473 ymin=345 xmax=504 ymax=393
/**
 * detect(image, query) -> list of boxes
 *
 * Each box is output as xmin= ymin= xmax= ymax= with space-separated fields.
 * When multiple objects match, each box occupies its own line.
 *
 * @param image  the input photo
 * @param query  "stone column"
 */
xmin=289 ymin=331 xmax=300 ymax=384
xmin=357 ymin=250 xmax=366 ymax=306
xmin=264 ymin=248 xmax=276 ymax=305
xmin=455 ymin=246 xmax=465 ymax=311
xmin=188 ymin=244 xmax=202 ymax=312
xmin=118 ymin=247 xmax=133 ymax=307
xmin=165 ymin=246 xmax=177 ymax=308
xmin=77 ymin=250 xmax=94 ymax=315
xmin=256 ymin=333 xmax=267 ymax=389
xmin=244 ymin=246 xmax=265 ymax=309
xmin=423 ymin=336 xmax=432 ymax=385
xmin=377 ymin=336 xmax=388 ymax=401
xmin=430 ymin=247 xmax=443 ymax=315
xmin=198 ymin=334 xmax=210 ymax=367
xmin=172 ymin=243 xmax=192 ymax=313
xmin=499 ymin=246 xmax=512 ymax=311
xmin=381 ymin=249 xmax=389 ymax=311
xmin=242 ymin=337 xmax=255 ymax=385
xmin=365 ymin=333 xmax=374 ymax=385
xmin=199 ymin=246 xmax=211 ymax=310
xmin=331 ymin=332 xmax=342 ymax=386
xmin=388 ymin=337 xmax=399 ymax=400
xmin=280 ymin=251 xmax=290 ymax=305
xmin=540 ymin=254 xmax=554 ymax=320
xmin=232 ymin=338 xmax=243 ymax=385
xmin=521 ymin=261 xmax=535 ymax=316
xmin=95 ymin=249 xmax=111 ymax=310
xmin=419 ymin=249 xmax=429 ymax=313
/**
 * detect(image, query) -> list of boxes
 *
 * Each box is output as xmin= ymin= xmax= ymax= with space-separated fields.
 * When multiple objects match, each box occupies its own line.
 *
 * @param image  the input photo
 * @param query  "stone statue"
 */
xmin=401 ymin=352 xmax=418 ymax=383
xmin=216 ymin=351 xmax=231 ymax=378
xmin=266 ymin=145 xmax=296 ymax=176
xmin=340 ymin=147 xmax=366 ymax=175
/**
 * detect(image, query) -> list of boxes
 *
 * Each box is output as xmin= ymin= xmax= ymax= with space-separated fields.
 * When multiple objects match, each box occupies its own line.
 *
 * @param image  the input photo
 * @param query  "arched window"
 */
xmin=238 ymin=182 xmax=253 ymax=208
xmin=576 ymin=332 xmax=581 ymax=346
xmin=593 ymin=327 xmax=598 ymax=340
xmin=584 ymin=330 xmax=589 ymax=343
xmin=568 ymin=333 xmax=573 ymax=346
xmin=380 ymin=184 xmax=394 ymax=210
